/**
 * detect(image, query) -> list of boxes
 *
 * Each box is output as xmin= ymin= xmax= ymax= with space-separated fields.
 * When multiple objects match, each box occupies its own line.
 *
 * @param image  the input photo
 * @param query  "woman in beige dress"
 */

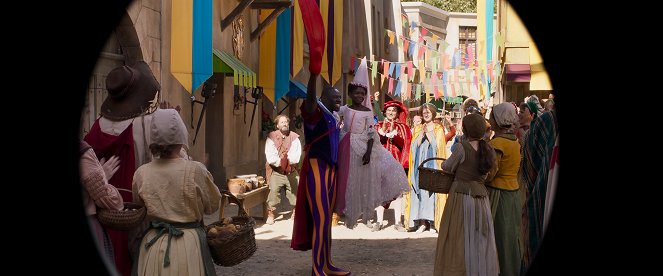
xmin=434 ymin=113 xmax=499 ymax=276
xmin=132 ymin=109 xmax=221 ymax=276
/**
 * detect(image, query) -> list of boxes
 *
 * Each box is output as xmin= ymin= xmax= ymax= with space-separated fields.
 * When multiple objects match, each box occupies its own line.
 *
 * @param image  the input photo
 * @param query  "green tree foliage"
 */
xmin=402 ymin=0 xmax=477 ymax=13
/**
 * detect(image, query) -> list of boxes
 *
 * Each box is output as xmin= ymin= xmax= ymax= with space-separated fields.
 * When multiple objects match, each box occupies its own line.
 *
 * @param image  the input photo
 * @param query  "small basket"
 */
xmin=97 ymin=189 xmax=146 ymax=231
xmin=418 ymin=157 xmax=455 ymax=194
xmin=206 ymin=190 xmax=256 ymax=267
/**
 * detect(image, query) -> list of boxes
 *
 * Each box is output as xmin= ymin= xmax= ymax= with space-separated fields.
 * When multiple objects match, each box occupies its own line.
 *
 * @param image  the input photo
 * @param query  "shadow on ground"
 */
xmin=214 ymin=237 xmax=437 ymax=276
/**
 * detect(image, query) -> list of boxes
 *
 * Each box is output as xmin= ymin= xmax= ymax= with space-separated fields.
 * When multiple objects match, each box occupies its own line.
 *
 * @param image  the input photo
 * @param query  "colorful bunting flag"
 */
xmin=394 ymin=63 xmax=400 ymax=79
xmin=408 ymin=41 xmax=415 ymax=57
xmin=371 ymin=59 xmax=377 ymax=85
xmin=405 ymin=81 xmax=411 ymax=100
xmin=418 ymin=46 xmax=426 ymax=59
xmin=431 ymin=34 xmax=439 ymax=47
xmin=394 ymin=79 xmax=402 ymax=97
xmin=382 ymin=60 xmax=389 ymax=83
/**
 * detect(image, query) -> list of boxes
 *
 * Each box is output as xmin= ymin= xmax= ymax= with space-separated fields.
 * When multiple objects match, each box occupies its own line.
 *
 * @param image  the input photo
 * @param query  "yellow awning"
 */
xmin=212 ymin=49 xmax=256 ymax=88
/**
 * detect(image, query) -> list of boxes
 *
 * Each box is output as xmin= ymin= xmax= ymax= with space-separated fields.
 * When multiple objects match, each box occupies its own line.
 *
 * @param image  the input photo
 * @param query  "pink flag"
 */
xmin=467 ymin=46 xmax=474 ymax=66
xmin=431 ymin=71 xmax=436 ymax=86
xmin=418 ymin=46 xmax=426 ymax=59
xmin=421 ymin=27 xmax=428 ymax=37
xmin=388 ymin=78 xmax=394 ymax=95
xmin=383 ymin=61 xmax=389 ymax=83
xmin=405 ymin=81 xmax=412 ymax=100
xmin=407 ymin=61 xmax=414 ymax=82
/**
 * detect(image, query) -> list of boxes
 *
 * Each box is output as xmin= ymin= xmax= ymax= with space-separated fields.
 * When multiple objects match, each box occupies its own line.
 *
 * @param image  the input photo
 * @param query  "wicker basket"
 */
xmin=418 ymin=157 xmax=455 ymax=194
xmin=206 ymin=190 xmax=256 ymax=267
xmin=97 ymin=188 xmax=146 ymax=231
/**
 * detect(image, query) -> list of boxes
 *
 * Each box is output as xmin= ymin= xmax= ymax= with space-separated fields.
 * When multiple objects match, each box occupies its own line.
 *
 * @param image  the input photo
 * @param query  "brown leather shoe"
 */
xmin=266 ymin=209 xmax=275 ymax=225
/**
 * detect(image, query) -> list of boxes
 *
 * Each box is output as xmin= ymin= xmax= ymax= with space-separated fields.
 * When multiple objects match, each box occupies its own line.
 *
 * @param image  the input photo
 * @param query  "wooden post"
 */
xmin=220 ymin=0 xmax=255 ymax=31
xmin=250 ymin=7 xmax=286 ymax=42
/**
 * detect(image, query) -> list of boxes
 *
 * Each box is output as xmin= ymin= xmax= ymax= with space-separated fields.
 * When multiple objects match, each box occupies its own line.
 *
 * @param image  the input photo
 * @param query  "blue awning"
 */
xmin=286 ymin=80 xmax=307 ymax=99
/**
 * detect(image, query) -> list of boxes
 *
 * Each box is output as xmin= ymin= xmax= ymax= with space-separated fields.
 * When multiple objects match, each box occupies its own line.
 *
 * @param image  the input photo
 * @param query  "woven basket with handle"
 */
xmin=417 ymin=157 xmax=455 ymax=194
xmin=206 ymin=190 xmax=256 ymax=267
xmin=97 ymin=188 xmax=146 ymax=231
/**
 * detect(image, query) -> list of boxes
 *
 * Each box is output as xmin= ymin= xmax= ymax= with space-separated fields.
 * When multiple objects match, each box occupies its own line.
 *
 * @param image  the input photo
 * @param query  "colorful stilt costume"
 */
xmin=291 ymin=101 xmax=349 ymax=276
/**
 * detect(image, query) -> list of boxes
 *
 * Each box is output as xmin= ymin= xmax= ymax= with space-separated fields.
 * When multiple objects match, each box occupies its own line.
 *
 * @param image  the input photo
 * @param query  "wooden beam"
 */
xmin=250 ymin=0 xmax=292 ymax=9
xmin=220 ymin=0 xmax=255 ymax=31
xmin=250 ymin=7 xmax=286 ymax=42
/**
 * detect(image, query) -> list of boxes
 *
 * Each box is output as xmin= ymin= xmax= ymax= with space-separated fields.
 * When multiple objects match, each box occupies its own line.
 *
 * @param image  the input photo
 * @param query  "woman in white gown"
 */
xmin=335 ymin=58 xmax=409 ymax=229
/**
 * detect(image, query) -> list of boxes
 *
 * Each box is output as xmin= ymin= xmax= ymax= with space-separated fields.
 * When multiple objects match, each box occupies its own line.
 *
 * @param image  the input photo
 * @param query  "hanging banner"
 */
xmin=171 ymin=0 xmax=213 ymax=94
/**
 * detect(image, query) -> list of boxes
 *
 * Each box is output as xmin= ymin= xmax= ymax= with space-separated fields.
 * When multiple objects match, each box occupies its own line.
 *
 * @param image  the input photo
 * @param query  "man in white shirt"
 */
xmin=265 ymin=115 xmax=302 ymax=224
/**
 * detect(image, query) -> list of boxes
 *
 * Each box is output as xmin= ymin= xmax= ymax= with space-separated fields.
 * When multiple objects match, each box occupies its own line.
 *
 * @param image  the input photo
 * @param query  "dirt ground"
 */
xmin=205 ymin=203 xmax=439 ymax=276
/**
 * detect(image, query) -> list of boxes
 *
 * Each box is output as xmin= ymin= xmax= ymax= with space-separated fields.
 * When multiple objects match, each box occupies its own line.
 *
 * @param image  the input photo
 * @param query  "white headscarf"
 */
xmin=150 ymin=108 xmax=189 ymax=149
xmin=492 ymin=102 xmax=518 ymax=132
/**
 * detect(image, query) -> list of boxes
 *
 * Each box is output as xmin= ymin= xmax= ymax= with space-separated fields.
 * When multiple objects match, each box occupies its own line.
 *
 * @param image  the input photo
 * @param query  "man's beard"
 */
xmin=280 ymin=127 xmax=290 ymax=134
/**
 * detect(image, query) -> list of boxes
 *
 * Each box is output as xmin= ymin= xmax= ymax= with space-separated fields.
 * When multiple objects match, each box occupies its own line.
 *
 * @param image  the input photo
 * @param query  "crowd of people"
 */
xmin=80 ymin=57 xmax=557 ymax=276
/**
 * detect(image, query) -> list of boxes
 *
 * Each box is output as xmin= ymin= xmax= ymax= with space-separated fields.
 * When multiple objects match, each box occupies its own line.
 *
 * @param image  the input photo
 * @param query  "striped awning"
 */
xmin=286 ymin=80 xmax=307 ymax=99
xmin=212 ymin=49 xmax=256 ymax=88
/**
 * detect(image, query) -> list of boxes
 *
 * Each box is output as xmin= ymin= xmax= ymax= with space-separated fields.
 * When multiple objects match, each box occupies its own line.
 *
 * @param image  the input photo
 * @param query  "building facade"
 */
xmin=81 ymin=0 xmax=269 ymax=186
xmin=495 ymin=0 xmax=552 ymax=105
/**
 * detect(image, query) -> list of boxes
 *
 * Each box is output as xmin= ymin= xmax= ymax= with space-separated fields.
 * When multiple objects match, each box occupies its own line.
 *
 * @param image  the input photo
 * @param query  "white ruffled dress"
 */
xmin=336 ymin=106 xmax=409 ymax=228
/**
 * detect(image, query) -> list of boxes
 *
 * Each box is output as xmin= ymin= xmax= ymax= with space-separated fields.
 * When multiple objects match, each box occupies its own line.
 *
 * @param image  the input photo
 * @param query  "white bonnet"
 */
xmin=150 ymin=108 xmax=189 ymax=149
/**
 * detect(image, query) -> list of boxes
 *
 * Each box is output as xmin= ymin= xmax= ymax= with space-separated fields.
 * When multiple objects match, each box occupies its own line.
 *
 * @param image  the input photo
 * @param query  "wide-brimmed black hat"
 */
xmin=101 ymin=61 xmax=161 ymax=121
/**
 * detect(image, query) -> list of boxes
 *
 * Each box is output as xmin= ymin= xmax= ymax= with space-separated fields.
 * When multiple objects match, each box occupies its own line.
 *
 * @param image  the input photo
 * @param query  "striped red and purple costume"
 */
xmin=291 ymin=101 xmax=350 ymax=276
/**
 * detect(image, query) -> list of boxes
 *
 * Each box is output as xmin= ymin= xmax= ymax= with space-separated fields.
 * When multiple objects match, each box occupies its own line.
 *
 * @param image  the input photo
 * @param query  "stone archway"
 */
xmin=80 ymin=11 xmax=143 ymax=138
